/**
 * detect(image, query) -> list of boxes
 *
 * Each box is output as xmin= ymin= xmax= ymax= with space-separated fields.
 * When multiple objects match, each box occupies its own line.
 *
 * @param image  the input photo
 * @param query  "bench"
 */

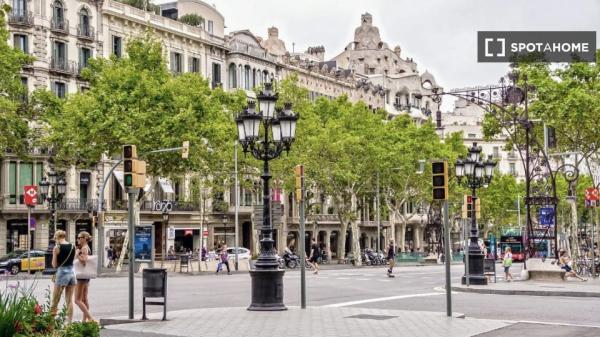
xmin=526 ymin=258 xmax=566 ymax=281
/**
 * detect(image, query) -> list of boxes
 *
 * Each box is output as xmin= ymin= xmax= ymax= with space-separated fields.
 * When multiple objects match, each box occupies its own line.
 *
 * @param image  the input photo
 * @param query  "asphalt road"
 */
xmin=5 ymin=263 xmax=600 ymax=336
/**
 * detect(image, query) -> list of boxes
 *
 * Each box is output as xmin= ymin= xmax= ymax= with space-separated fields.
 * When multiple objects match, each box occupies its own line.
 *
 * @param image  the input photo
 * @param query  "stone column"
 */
xmin=399 ymin=223 xmax=406 ymax=252
xmin=324 ymin=230 xmax=331 ymax=260
xmin=68 ymin=219 xmax=76 ymax=243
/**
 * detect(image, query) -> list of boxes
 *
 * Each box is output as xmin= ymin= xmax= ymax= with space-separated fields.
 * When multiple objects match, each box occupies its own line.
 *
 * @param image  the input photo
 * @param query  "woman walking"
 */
xmin=502 ymin=246 xmax=513 ymax=282
xmin=75 ymin=231 xmax=95 ymax=322
xmin=50 ymin=230 xmax=76 ymax=322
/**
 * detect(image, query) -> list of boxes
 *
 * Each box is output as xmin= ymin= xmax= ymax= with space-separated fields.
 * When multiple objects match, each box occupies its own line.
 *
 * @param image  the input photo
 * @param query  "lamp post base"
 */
xmin=247 ymin=269 xmax=287 ymax=311
xmin=462 ymin=251 xmax=488 ymax=285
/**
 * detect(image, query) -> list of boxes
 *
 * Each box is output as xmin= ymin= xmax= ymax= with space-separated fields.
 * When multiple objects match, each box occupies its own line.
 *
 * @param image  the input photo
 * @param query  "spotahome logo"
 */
xmin=478 ymin=31 xmax=596 ymax=62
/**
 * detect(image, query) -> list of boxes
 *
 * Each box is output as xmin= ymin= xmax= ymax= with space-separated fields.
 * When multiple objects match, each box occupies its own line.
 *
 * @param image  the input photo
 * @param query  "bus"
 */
xmin=499 ymin=233 xmax=525 ymax=262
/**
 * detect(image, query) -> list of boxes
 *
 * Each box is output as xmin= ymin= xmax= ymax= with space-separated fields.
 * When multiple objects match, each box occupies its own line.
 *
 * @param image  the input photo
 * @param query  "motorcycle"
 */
xmin=282 ymin=249 xmax=301 ymax=269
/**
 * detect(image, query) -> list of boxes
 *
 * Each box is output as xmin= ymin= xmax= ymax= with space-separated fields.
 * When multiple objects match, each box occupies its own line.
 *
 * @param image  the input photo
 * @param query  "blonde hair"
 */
xmin=78 ymin=231 xmax=91 ymax=242
xmin=505 ymin=246 xmax=511 ymax=253
xmin=54 ymin=230 xmax=67 ymax=240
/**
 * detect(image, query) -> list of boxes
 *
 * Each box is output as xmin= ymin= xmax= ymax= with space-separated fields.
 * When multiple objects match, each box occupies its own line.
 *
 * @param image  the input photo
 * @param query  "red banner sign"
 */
xmin=23 ymin=185 xmax=38 ymax=207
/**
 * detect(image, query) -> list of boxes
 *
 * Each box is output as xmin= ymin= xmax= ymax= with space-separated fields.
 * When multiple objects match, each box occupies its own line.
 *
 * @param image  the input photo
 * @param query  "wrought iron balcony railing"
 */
xmin=76 ymin=25 xmax=94 ymax=40
xmin=8 ymin=11 xmax=33 ymax=26
xmin=50 ymin=17 xmax=69 ymax=34
xmin=50 ymin=57 xmax=77 ymax=75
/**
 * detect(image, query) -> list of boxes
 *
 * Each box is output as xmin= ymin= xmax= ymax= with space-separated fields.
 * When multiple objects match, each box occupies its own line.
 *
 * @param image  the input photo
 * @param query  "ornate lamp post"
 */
xmin=39 ymin=171 xmax=67 ymax=274
xmin=236 ymin=83 xmax=298 ymax=311
xmin=222 ymin=215 xmax=228 ymax=246
xmin=455 ymin=142 xmax=496 ymax=285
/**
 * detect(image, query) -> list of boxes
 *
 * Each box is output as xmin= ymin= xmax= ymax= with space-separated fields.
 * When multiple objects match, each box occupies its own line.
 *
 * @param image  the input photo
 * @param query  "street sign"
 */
xmin=539 ymin=207 xmax=555 ymax=227
xmin=23 ymin=185 xmax=38 ymax=207
xmin=585 ymin=187 xmax=598 ymax=208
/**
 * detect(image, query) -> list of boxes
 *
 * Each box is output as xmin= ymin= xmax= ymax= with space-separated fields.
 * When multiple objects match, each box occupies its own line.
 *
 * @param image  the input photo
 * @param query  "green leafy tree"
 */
xmin=0 ymin=4 xmax=35 ymax=155
xmin=118 ymin=0 xmax=160 ymax=13
xmin=477 ymin=174 xmax=524 ymax=237
xmin=179 ymin=14 xmax=204 ymax=27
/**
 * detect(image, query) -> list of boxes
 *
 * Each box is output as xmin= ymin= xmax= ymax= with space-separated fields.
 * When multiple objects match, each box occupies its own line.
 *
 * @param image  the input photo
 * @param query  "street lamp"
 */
xmin=39 ymin=171 xmax=67 ymax=274
xmin=236 ymin=82 xmax=298 ymax=311
xmin=455 ymin=142 xmax=496 ymax=285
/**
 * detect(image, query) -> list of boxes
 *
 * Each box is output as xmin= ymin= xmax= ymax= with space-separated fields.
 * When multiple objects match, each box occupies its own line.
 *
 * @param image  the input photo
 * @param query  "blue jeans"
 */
xmin=56 ymin=266 xmax=76 ymax=286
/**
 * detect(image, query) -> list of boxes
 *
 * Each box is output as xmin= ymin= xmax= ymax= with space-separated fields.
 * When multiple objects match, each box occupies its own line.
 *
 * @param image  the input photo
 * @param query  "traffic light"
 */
xmin=123 ymin=145 xmax=146 ymax=189
xmin=431 ymin=161 xmax=448 ymax=200
xmin=294 ymin=165 xmax=303 ymax=202
xmin=462 ymin=195 xmax=472 ymax=218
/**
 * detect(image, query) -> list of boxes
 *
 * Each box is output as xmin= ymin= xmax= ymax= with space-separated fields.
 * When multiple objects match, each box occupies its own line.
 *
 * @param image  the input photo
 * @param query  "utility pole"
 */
xmin=443 ymin=200 xmax=452 ymax=317
xmin=234 ymin=141 xmax=239 ymax=271
xmin=295 ymin=165 xmax=306 ymax=309
xmin=127 ymin=188 xmax=137 ymax=319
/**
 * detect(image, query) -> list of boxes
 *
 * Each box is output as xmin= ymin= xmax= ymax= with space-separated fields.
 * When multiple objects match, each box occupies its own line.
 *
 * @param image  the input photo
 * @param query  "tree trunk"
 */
xmin=350 ymin=220 xmax=361 ymax=265
xmin=568 ymin=198 xmax=578 ymax=258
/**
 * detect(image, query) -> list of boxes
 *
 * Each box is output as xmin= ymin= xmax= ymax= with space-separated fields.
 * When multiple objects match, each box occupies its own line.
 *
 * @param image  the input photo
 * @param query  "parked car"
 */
xmin=0 ymin=250 xmax=47 ymax=275
xmin=226 ymin=247 xmax=251 ymax=260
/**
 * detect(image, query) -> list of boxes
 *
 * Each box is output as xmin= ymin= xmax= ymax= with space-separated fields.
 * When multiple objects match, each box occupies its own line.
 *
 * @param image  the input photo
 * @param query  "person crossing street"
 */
xmin=387 ymin=240 xmax=396 ymax=278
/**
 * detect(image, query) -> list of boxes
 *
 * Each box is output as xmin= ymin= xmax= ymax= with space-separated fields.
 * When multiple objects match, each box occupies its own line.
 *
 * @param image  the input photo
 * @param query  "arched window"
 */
xmin=244 ymin=65 xmax=251 ymax=90
xmin=53 ymin=1 xmax=64 ymax=24
xmin=79 ymin=8 xmax=90 ymax=36
xmin=394 ymin=92 xmax=401 ymax=106
xmin=228 ymin=63 xmax=237 ymax=89
xmin=252 ymin=68 xmax=256 ymax=89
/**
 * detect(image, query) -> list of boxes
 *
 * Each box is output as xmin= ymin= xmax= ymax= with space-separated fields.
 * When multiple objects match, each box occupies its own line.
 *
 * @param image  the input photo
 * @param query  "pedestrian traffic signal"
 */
xmin=294 ymin=165 xmax=303 ymax=202
xmin=432 ymin=161 xmax=448 ymax=200
xmin=123 ymin=145 xmax=146 ymax=189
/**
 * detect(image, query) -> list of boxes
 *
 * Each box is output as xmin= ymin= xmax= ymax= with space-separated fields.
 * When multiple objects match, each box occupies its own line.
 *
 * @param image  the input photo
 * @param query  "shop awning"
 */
xmin=113 ymin=171 xmax=125 ymax=190
xmin=158 ymin=178 xmax=174 ymax=194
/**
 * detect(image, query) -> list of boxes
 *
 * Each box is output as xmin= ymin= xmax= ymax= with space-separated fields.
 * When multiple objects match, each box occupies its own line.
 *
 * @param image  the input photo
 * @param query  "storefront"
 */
xmin=173 ymin=228 xmax=200 ymax=253
xmin=6 ymin=219 xmax=34 ymax=253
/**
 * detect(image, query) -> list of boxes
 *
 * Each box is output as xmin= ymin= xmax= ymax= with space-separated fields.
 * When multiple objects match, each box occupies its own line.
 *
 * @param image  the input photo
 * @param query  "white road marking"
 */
xmin=323 ymin=292 xmax=443 ymax=307
xmin=516 ymin=320 xmax=600 ymax=329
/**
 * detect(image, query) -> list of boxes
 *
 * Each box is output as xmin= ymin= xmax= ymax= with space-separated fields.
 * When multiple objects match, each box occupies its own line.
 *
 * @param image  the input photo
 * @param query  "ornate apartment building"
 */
xmin=2 ymin=0 xmax=444 ymax=260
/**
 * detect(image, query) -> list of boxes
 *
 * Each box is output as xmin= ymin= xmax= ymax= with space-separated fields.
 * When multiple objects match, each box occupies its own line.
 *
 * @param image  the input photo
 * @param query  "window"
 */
xmin=79 ymin=8 xmax=90 ymax=36
xmin=212 ymin=62 xmax=221 ymax=87
xmin=53 ymin=81 xmax=66 ymax=98
xmin=52 ymin=0 xmax=65 ymax=29
xmin=468 ymin=133 xmax=477 ymax=139
xmin=8 ymin=162 xmax=43 ymax=204
xmin=52 ymin=40 xmax=66 ymax=67
xmin=244 ymin=65 xmax=250 ymax=90
xmin=509 ymin=163 xmax=516 ymax=175
xmin=12 ymin=0 xmax=26 ymax=15
xmin=228 ymin=63 xmax=237 ymax=88
xmin=112 ymin=36 xmax=122 ymax=58
xmin=170 ymin=52 xmax=182 ymax=73
xmin=493 ymin=146 xmax=500 ymax=158
xmin=207 ymin=20 xmax=213 ymax=34
xmin=13 ymin=34 xmax=28 ymax=53
xmin=189 ymin=56 xmax=200 ymax=73
xmin=79 ymin=47 xmax=91 ymax=69
xmin=20 ymin=77 xmax=28 ymax=101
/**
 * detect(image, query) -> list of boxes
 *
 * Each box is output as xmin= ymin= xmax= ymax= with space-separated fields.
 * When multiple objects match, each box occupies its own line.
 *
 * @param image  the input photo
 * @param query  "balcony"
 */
xmin=8 ymin=11 xmax=33 ymax=27
xmin=76 ymin=25 xmax=95 ymax=41
xmin=50 ymin=18 xmax=69 ymax=34
xmin=50 ymin=57 xmax=77 ymax=75
xmin=57 ymin=198 xmax=102 ymax=212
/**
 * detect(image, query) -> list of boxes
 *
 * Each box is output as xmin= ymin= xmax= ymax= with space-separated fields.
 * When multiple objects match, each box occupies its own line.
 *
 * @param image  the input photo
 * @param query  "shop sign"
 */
xmin=168 ymin=226 xmax=175 ymax=239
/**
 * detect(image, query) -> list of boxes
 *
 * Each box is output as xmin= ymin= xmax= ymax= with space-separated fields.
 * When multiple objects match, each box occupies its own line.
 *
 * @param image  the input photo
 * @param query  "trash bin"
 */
xmin=142 ymin=268 xmax=167 ymax=320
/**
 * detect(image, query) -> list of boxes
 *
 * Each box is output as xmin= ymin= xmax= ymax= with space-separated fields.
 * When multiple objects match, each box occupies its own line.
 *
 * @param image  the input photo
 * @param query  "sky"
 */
xmin=156 ymin=0 xmax=600 ymax=111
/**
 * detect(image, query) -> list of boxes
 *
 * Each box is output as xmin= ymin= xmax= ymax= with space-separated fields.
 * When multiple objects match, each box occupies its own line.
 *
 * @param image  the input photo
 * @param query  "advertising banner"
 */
xmin=134 ymin=225 xmax=153 ymax=262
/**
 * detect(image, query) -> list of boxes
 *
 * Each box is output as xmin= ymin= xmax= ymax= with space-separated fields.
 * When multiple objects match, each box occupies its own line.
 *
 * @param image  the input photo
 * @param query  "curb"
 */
xmin=451 ymin=286 xmax=600 ymax=298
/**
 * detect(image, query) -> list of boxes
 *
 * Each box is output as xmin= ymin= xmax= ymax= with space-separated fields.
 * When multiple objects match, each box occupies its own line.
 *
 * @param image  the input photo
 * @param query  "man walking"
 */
xmin=307 ymin=238 xmax=320 ymax=274
xmin=387 ymin=240 xmax=396 ymax=277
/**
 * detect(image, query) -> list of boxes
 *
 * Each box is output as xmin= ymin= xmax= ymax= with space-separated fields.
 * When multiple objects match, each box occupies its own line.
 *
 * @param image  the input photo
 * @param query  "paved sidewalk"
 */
xmin=452 ymin=278 xmax=600 ymax=297
xmin=101 ymin=307 xmax=510 ymax=337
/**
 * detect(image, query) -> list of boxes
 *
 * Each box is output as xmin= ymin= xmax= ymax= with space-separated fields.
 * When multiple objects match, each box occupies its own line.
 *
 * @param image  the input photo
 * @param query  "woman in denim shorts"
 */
xmin=50 ymin=230 xmax=76 ymax=322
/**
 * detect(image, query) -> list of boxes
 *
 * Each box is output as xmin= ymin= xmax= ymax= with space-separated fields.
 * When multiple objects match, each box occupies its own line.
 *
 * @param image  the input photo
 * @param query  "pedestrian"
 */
xmin=215 ymin=245 xmax=222 ymax=273
xmin=502 ymin=246 xmax=513 ymax=282
xmin=217 ymin=245 xmax=231 ymax=275
xmin=307 ymin=238 xmax=320 ymax=274
xmin=50 ymin=230 xmax=76 ymax=323
xmin=558 ymin=249 xmax=587 ymax=281
xmin=387 ymin=240 xmax=396 ymax=278
xmin=106 ymin=246 xmax=114 ymax=268
xmin=74 ymin=231 xmax=95 ymax=322
xmin=200 ymin=246 xmax=208 ymax=270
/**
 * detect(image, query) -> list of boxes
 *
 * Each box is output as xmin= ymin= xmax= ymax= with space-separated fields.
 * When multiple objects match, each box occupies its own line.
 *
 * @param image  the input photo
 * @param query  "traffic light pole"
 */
xmin=128 ymin=188 xmax=137 ymax=320
xmin=443 ymin=200 xmax=452 ymax=317
xmin=299 ymin=167 xmax=306 ymax=309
